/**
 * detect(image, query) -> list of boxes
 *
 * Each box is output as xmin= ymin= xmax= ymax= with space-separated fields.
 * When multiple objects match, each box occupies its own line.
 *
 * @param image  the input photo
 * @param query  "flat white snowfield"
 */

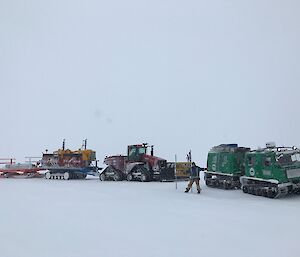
xmin=0 ymin=178 xmax=299 ymax=257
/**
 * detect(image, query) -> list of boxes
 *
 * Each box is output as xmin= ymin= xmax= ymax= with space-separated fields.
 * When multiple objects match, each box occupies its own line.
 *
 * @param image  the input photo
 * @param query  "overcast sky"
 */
xmin=0 ymin=0 xmax=299 ymax=166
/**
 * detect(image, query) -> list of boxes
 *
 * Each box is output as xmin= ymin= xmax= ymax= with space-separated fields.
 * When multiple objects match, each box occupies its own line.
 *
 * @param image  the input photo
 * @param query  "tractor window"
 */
xmin=128 ymin=148 xmax=137 ymax=157
xmin=138 ymin=147 xmax=146 ymax=155
xmin=248 ymin=156 xmax=255 ymax=167
xmin=128 ymin=146 xmax=146 ymax=161
xmin=264 ymin=157 xmax=271 ymax=167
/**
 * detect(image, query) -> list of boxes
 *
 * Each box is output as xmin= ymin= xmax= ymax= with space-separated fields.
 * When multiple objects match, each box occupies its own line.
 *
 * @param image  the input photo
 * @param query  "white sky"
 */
xmin=0 ymin=0 xmax=299 ymax=166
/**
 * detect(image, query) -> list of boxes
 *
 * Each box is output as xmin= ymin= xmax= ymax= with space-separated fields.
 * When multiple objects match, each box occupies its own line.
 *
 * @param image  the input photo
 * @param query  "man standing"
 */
xmin=185 ymin=162 xmax=205 ymax=194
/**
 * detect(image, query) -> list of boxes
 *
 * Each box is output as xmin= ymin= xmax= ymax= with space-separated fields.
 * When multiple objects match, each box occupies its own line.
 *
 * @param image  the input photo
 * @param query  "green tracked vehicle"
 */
xmin=205 ymin=144 xmax=250 ymax=189
xmin=240 ymin=143 xmax=300 ymax=198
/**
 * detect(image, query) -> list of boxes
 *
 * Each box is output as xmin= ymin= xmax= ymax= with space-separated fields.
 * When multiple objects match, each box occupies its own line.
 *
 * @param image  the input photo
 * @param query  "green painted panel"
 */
xmin=207 ymin=145 xmax=249 ymax=175
xmin=245 ymin=150 xmax=300 ymax=183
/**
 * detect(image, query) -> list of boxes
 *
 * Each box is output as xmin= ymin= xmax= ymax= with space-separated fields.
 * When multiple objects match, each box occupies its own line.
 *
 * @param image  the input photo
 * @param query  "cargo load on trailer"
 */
xmin=159 ymin=162 xmax=191 ymax=181
xmin=0 ymin=158 xmax=43 ymax=178
xmin=241 ymin=143 xmax=300 ymax=198
xmin=41 ymin=139 xmax=99 ymax=180
xmin=205 ymin=144 xmax=250 ymax=189
xmin=100 ymin=143 xmax=171 ymax=182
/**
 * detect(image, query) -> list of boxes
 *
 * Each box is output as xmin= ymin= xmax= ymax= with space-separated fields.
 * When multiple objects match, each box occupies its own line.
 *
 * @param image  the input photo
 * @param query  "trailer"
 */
xmin=41 ymin=139 xmax=99 ymax=180
xmin=0 ymin=158 xmax=43 ymax=178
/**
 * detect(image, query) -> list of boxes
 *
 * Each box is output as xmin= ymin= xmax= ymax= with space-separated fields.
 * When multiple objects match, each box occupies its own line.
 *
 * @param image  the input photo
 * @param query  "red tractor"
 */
xmin=100 ymin=143 xmax=167 ymax=182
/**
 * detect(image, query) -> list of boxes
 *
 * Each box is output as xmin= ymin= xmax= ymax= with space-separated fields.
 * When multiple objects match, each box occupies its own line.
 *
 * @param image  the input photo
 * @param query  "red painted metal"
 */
xmin=0 ymin=158 xmax=43 ymax=178
xmin=142 ymin=154 xmax=165 ymax=168
xmin=104 ymin=155 xmax=126 ymax=171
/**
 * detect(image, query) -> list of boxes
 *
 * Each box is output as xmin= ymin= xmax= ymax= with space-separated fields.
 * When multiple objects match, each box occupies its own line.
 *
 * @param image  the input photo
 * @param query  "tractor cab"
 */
xmin=127 ymin=144 xmax=148 ymax=162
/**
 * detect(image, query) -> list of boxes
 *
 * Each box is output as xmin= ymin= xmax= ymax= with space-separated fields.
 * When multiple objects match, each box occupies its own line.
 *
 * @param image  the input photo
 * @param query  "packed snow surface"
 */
xmin=0 ymin=177 xmax=299 ymax=257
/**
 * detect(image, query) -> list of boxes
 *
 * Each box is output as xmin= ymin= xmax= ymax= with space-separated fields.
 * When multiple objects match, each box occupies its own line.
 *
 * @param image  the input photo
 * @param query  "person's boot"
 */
xmin=197 ymin=188 xmax=201 ymax=194
xmin=184 ymin=188 xmax=190 ymax=193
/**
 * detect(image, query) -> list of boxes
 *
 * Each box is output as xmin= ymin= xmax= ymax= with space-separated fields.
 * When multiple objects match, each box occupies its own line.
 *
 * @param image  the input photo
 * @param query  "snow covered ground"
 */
xmin=0 ymin=177 xmax=299 ymax=257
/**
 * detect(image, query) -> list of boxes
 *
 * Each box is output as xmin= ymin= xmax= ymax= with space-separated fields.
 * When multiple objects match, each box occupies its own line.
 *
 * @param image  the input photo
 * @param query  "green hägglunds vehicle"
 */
xmin=240 ymin=143 xmax=300 ymax=198
xmin=205 ymin=144 xmax=250 ymax=189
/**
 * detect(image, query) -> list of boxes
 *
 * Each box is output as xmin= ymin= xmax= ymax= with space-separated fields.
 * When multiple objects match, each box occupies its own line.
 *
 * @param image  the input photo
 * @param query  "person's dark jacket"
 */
xmin=190 ymin=165 xmax=205 ymax=179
